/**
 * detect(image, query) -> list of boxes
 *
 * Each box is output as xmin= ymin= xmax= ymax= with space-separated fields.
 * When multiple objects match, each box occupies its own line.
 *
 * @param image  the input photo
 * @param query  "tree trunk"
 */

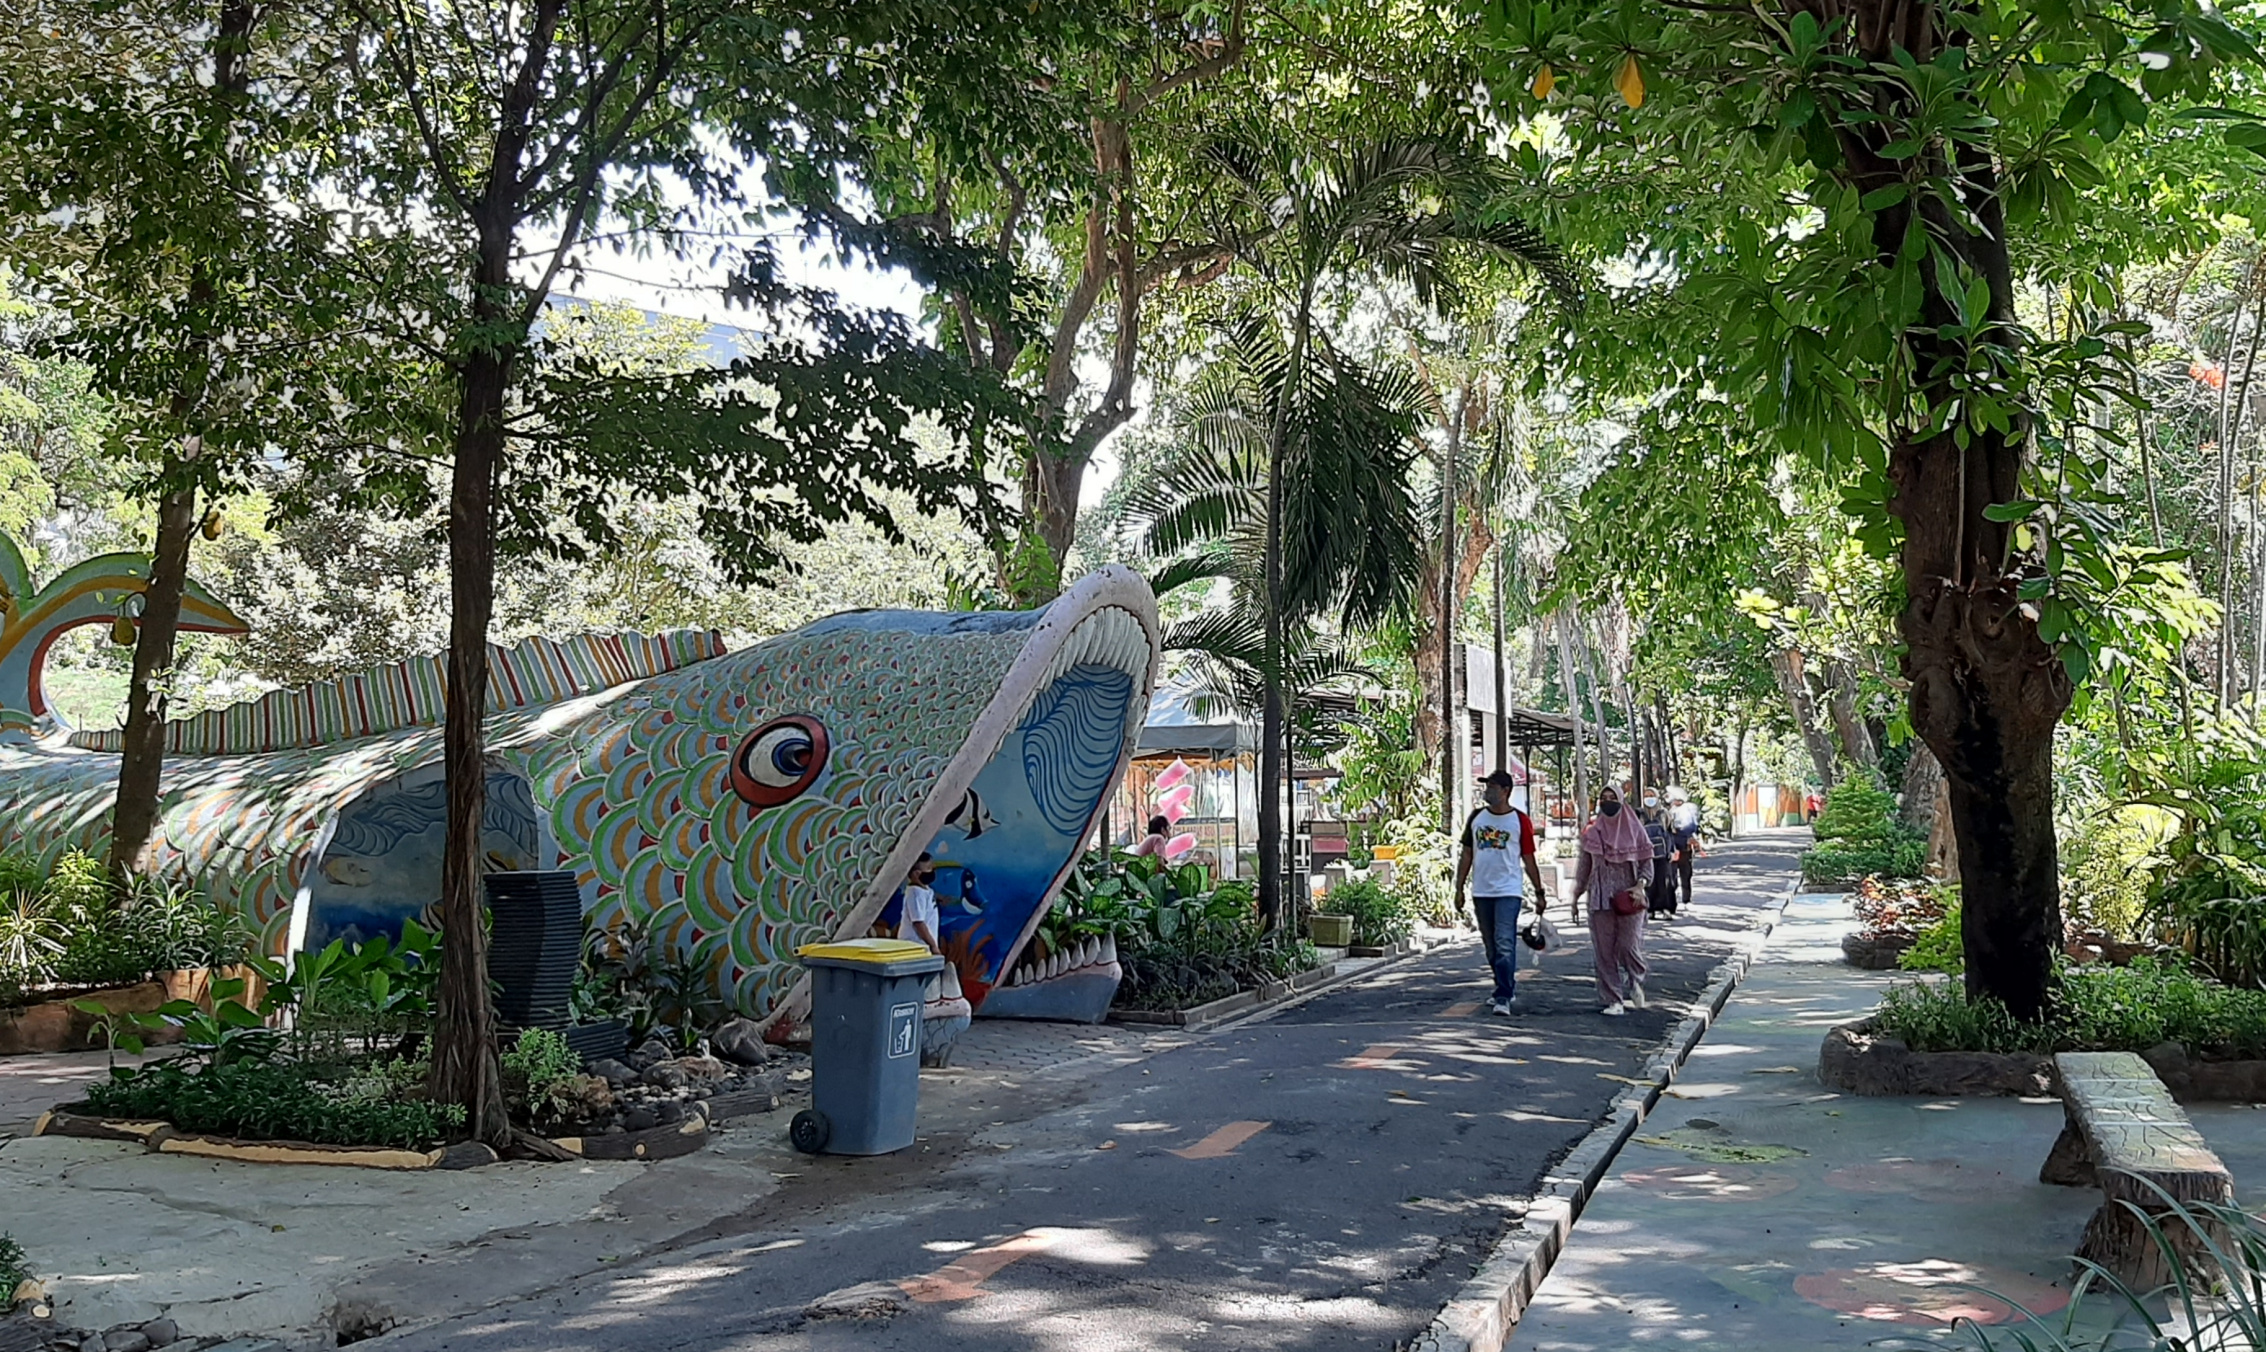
xmin=1879 ymin=173 xmax=2069 ymax=1022
xmin=1257 ymin=293 xmax=1312 ymax=931
xmin=1770 ymin=647 xmax=1839 ymax=788
xmin=1727 ymin=716 xmax=1746 ymax=840
xmin=1898 ymin=741 xmax=1944 ymax=835
xmin=1413 ymin=511 xmax=1495 ymax=808
xmin=429 ymin=341 xmax=513 ymax=1148
xmin=108 ymin=0 xmax=258 ymax=878
xmin=1555 ymin=610 xmax=1588 ymax=821
xmin=1822 ymin=658 xmax=1879 ymax=773
xmin=109 ymin=482 xmax=199 ymax=874
xmin=1808 ymin=0 xmax=2074 ymax=1018
xmin=1491 ymin=541 xmax=1507 ymax=773
xmin=1438 ymin=426 xmax=1459 ymax=833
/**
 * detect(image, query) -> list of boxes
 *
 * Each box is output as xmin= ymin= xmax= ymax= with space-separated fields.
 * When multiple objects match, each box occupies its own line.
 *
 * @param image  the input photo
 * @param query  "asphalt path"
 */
xmin=377 ymin=832 xmax=1804 ymax=1352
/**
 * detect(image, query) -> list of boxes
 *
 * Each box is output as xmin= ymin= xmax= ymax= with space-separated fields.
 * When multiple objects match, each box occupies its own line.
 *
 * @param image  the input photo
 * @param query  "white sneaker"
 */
xmin=1490 ymin=999 xmax=1513 ymax=1017
xmin=1629 ymin=982 xmax=1648 ymax=1010
xmin=1601 ymin=1002 xmax=1627 ymax=1017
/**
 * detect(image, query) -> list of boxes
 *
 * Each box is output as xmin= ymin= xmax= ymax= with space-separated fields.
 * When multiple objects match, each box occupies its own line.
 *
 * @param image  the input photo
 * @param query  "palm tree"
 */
xmin=1175 ymin=133 xmax=1577 ymax=927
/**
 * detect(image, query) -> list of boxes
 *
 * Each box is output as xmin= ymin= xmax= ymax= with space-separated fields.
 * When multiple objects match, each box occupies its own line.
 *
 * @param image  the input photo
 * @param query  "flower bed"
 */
xmin=1839 ymin=875 xmax=1954 ymax=969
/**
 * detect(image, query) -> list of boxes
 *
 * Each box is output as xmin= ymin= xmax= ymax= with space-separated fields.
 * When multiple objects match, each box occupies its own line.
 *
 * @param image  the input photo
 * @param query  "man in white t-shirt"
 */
xmin=1454 ymin=769 xmax=1548 ymax=1015
xmin=899 ymin=853 xmax=942 ymax=953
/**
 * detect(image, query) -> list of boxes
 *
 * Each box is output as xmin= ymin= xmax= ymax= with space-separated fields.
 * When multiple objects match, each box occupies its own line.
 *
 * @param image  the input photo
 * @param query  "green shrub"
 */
xmin=503 ymin=1028 xmax=579 ymax=1098
xmin=1802 ymin=833 xmax=1925 ymax=884
xmin=1813 ymin=776 xmax=1900 ymax=843
xmin=1803 ymin=775 xmax=1926 ymax=884
xmin=1326 ymin=879 xmax=1414 ymax=947
xmin=1874 ymin=958 xmax=2266 ymax=1060
xmin=2062 ymin=805 xmax=2169 ymax=941
xmin=0 ymin=849 xmax=245 ymax=996
xmin=1380 ymin=817 xmax=1457 ymax=926
xmin=84 ymin=1057 xmax=463 ymax=1150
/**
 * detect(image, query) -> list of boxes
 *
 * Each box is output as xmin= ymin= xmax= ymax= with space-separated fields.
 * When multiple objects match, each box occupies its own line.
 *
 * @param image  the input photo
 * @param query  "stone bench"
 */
xmin=2040 ymin=1051 xmax=2235 ymax=1288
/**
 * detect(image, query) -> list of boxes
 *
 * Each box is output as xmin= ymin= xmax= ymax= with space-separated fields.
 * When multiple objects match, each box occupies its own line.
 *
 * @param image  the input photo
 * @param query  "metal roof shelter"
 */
xmin=1135 ymin=681 xmax=1256 ymax=755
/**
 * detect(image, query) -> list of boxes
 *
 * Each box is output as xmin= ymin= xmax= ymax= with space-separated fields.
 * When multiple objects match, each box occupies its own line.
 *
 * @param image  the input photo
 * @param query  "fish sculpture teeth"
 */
xmin=0 ymin=547 xmax=1160 ymax=1031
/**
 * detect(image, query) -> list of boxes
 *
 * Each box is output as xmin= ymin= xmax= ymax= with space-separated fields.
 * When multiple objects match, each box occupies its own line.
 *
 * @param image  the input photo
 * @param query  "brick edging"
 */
xmin=1407 ymin=884 xmax=1800 ymax=1352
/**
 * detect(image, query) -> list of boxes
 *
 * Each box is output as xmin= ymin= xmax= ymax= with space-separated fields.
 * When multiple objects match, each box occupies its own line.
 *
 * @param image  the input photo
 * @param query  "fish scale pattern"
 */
xmin=507 ymin=625 xmax=1025 ymax=1017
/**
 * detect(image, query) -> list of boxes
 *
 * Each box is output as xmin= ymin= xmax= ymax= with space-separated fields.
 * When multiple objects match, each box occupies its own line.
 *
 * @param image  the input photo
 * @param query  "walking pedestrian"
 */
xmin=1636 ymin=787 xmax=1677 ymax=919
xmin=1129 ymin=814 xmax=1170 ymax=859
xmin=899 ymin=853 xmax=942 ymax=954
xmin=1666 ymin=786 xmax=1702 ymax=912
xmin=1570 ymin=786 xmax=1655 ymax=1016
xmin=1454 ymin=769 xmax=1547 ymax=1016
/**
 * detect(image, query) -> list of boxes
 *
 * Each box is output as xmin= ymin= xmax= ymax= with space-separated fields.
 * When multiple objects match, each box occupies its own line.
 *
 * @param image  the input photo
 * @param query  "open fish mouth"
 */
xmin=996 ymin=932 xmax=1122 ymax=991
xmin=800 ymin=567 xmax=1158 ymax=1019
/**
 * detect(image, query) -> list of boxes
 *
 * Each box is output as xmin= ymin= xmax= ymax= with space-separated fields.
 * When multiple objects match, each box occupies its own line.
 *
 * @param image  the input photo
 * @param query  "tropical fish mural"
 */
xmin=0 ymin=535 xmax=1159 ymax=1030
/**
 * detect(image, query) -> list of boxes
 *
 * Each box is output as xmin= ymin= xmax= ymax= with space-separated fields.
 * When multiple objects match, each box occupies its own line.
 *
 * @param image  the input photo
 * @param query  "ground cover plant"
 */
xmin=1876 ymin=958 xmax=2266 ymax=1060
xmin=84 ymin=1055 xmax=461 ymax=1150
xmin=76 ymin=935 xmax=461 ymax=1149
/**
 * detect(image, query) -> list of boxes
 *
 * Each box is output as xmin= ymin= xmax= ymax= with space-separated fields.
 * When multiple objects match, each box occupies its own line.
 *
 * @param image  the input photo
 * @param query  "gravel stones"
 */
xmin=588 ymin=1058 xmax=637 ymax=1088
xmin=639 ymin=1062 xmax=689 ymax=1092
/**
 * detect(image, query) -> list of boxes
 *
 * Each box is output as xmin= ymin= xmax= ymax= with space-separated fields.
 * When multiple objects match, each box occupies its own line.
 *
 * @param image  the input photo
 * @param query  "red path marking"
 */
xmin=1441 ymin=1002 xmax=1482 ymax=1018
xmin=1168 ymin=1120 xmax=1272 ymax=1159
xmin=900 ymin=1232 xmax=1053 ymax=1302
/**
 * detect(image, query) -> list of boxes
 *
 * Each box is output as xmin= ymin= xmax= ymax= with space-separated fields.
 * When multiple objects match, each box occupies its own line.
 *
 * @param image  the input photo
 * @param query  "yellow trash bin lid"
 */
xmin=797 ymin=938 xmax=937 ymax=965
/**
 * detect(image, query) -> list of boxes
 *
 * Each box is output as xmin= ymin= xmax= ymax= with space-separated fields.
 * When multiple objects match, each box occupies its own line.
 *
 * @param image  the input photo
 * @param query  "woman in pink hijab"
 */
xmin=1570 ymin=785 xmax=1657 ymax=1016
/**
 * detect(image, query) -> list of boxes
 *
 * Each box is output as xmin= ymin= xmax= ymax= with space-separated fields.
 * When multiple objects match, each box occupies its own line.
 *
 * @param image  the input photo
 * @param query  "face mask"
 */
xmin=1643 ymin=796 xmax=1660 ymax=808
xmin=1601 ymin=801 xmax=1622 ymax=817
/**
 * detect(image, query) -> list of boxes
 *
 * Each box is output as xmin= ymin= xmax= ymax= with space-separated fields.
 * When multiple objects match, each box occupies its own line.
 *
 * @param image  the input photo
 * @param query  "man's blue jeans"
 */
xmin=1473 ymin=894 xmax=1525 ymax=1003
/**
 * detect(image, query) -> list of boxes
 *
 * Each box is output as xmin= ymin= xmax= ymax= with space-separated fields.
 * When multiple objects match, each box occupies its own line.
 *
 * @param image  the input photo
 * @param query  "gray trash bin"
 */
xmin=790 ymin=939 xmax=946 ymax=1156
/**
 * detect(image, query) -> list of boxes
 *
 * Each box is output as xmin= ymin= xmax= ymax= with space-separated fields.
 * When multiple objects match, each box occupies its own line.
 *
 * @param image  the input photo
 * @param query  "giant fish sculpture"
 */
xmin=0 ymin=533 xmax=1158 ymax=1029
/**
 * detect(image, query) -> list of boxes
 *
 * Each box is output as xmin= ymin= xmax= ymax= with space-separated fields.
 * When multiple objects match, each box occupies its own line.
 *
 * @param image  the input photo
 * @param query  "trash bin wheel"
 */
xmin=790 ymin=1108 xmax=830 ymax=1155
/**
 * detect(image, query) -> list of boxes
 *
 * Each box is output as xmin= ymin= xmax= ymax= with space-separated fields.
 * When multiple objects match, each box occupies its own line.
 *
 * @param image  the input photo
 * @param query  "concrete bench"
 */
xmin=2039 ymin=1051 xmax=2234 ymax=1288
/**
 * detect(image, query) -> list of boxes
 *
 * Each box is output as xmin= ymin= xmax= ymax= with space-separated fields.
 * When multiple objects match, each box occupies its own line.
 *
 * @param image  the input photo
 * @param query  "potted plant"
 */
xmin=1307 ymin=912 xmax=1353 ymax=947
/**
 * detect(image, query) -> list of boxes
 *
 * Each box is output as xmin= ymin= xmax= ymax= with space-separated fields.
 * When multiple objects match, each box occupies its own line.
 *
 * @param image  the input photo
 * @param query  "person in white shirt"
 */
xmin=1454 ymin=769 xmax=1549 ymax=1016
xmin=899 ymin=853 xmax=942 ymax=954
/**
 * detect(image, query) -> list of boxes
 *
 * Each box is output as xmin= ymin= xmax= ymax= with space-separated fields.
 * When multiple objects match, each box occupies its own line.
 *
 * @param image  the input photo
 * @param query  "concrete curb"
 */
xmin=1407 ymin=885 xmax=1800 ymax=1352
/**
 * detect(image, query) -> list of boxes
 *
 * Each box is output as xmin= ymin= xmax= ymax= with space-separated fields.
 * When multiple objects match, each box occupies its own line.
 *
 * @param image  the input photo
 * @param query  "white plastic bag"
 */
xmin=1520 ymin=913 xmax=1561 ymax=959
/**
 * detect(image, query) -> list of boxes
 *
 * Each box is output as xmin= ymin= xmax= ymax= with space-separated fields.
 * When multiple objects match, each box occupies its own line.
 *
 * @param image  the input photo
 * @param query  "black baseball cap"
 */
xmin=1481 ymin=769 xmax=1517 ymax=788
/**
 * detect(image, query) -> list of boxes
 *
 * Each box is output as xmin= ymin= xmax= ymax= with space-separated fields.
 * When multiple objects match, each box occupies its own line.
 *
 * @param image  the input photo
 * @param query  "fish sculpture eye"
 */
xmin=729 ymin=715 xmax=830 ymax=808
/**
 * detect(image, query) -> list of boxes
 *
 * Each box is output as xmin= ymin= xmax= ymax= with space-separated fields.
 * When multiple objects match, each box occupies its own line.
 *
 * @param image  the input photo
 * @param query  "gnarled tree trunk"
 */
xmin=1819 ymin=0 xmax=2072 ymax=1020
xmin=1770 ymin=647 xmax=1839 ymax=789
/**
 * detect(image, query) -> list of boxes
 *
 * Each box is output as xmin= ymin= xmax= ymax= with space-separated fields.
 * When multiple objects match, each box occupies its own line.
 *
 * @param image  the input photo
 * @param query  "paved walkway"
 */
xmin=364 ymin=835 xmax=1806 ymax=1352
xmin=1511 ymin=891 xmax=2266 ymax=1351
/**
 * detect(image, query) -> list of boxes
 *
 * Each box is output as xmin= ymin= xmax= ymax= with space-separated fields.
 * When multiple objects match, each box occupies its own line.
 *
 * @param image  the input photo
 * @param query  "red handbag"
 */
xmin=1611 ymin=887 xmax=1646 ymax=916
